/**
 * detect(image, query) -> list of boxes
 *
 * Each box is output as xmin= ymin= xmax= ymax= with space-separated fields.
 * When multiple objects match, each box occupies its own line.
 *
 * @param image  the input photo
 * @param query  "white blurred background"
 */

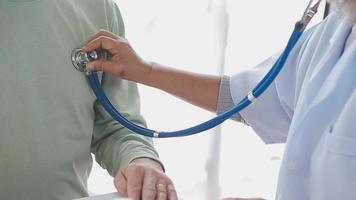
xmin=88 ymin=1 xmax=326 ymax=199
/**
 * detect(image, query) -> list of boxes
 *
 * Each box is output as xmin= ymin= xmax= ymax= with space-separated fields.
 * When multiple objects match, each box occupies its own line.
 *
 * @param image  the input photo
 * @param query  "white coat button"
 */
xmin=287 ymin=161 xmax=296 ymax=170
xmin=329 ymin=125 xmax=334 ymax=133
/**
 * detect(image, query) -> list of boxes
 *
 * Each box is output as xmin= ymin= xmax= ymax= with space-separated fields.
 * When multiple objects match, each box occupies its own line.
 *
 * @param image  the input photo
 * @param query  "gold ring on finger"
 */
xmin=156 ymin=183 xmax=167 ymax=193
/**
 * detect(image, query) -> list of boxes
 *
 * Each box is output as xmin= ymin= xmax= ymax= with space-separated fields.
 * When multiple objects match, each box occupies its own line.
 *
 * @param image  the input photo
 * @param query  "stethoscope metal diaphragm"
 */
xmin=71 ymin=48 xmax=99 ymax=72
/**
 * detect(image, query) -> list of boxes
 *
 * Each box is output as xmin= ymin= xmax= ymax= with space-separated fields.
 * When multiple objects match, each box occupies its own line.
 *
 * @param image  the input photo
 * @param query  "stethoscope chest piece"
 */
xmin=71 ymin=48 xmax=99 ymax=72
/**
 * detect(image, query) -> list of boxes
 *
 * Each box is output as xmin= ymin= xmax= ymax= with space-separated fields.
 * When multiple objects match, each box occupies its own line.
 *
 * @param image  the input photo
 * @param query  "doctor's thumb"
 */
xmin=86 ymin=60 xmax=123 ymax=77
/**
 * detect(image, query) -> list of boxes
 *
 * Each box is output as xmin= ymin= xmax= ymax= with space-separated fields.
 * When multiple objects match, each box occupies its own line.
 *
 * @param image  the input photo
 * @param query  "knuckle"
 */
xmin=99 ymin=29 xmax=107 ymax=33
xmin=98 ymin=35 xmax=107 ymax=40
xmin=117 ymin=36 xmax=125 ymax=40
xmin=156 ymin=172 xmax=170 ymax=181
xmin=142 ymin=185 xmax=156 ymax=192
xmin=122 ymin=41 xmax=130 ymax=47
xmin=166 ymin=178 xmax=173 ymax=184
xmin=118 ymin=40 xmax=129 ymax=48
xmin=145 ymin=168 xmax=159 ymax=177
xmin=168 ymin=183 xmax=176 ymax=191
xmin=120 ymin=38 xmax=129 ymax=43
xmin=129 ymin=164 xmax=145 ymax=174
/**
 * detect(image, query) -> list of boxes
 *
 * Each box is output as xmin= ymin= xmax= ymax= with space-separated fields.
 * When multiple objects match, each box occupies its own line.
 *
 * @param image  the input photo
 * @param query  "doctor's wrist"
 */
xmin=140 ymin=61 xmax=157 ymax=87
xmin=124 ymin=60 xmax=153 ymax=86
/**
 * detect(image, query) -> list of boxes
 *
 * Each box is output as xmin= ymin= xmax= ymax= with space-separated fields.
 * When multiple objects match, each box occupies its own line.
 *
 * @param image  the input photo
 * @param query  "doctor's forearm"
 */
xmin=142 ymin=63 xmax=221 ymax=113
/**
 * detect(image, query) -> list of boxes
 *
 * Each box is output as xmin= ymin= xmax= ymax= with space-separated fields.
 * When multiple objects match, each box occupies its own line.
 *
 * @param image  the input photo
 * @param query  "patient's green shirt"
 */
xmin=0 ymin=0 xmax=160 ymax=199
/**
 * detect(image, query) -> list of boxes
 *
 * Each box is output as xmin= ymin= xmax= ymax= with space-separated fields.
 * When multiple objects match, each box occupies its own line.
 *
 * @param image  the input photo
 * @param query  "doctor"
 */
xmin=83 ymin=0 xmax=356 ymax=199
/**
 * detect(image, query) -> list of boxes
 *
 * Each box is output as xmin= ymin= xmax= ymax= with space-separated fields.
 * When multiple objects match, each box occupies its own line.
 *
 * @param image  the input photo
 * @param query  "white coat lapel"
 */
xmin=308 ymin=35 xmax=356 ymax=110
xmin=304 ymin=19 xmax=352 ymax=110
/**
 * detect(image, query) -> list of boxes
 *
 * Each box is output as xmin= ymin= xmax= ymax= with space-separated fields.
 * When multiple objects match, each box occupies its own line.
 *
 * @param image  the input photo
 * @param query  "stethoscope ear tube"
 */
xmin=86 ymin=72 xmax=155 ymax=137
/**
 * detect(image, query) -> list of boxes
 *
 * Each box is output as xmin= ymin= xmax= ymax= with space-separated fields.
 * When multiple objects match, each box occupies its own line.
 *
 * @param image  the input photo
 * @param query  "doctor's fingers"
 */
xmin=86 ymin=60 xmax=122 ymax=76
xmin=83 ymin=36 xmax=125 ymax=55
xmin=86 ymin=29 xmax=120 ymax=44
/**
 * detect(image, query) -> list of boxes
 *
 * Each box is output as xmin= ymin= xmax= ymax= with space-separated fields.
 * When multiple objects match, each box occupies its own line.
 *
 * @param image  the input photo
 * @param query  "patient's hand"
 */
xmin=114 ymin=157 xmax=177 ymax=200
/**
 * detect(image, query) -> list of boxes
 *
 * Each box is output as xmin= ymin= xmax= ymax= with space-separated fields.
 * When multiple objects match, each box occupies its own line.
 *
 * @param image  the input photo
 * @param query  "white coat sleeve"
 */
xmin=229 ymin=28 xmax=316 ymax=144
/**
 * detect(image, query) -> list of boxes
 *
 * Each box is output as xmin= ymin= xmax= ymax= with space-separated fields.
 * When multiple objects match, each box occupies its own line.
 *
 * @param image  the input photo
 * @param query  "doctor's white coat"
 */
xmin=220 ymin=13 xmax=356 ymax=199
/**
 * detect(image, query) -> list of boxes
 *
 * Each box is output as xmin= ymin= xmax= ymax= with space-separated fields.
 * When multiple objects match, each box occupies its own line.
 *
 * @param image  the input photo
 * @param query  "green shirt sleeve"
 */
xmin=90 ymin=1 xmax=162 ymax=177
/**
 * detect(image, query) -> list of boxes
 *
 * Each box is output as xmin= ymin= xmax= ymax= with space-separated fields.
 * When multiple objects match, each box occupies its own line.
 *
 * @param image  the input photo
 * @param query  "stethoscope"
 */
xmin=71 ymin=0 xmax=325 ymax=138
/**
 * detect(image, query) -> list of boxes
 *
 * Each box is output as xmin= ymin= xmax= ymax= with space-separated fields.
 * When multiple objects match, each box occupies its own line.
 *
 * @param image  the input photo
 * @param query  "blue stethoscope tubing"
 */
xmin=85 ymin=0 xmax=320 ymax=138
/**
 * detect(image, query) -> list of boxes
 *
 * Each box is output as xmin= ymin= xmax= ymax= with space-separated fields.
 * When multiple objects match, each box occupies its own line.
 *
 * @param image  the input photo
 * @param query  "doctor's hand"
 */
xmin=83 ymin=30 xmax=152 ymax=84
xmin=114 ymin=157 xmax=178 ymax=200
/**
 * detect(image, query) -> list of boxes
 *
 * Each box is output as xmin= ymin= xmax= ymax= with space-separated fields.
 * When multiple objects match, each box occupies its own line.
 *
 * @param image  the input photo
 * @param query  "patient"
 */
xmin=0 ymin=0 xmax=176 ymax=200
